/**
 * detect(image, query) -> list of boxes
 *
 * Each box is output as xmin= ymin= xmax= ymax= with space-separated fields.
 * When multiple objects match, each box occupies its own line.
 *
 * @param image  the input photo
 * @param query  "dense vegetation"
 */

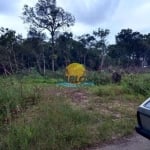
xmin=0 ymin=0 xmax=150 ymax=149
xmin=1 ymin=26 xmax=150 ymax=75
xmin=0 ymin=72 xmax=150 ymax=149
xmin=0 ymin=0 xmax=150 ymax=75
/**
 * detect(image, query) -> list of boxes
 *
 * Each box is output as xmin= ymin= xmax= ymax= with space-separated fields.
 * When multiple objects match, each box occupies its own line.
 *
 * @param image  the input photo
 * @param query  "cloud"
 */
xmin=0 ymin=0 xmax=20 ymax=15
xmin=58 ymin=0 xmax=120 ymax=25
xmin=0 ymin=0 xmax=36 ymax=37
xmin=111 ymin=0 xmax=150 ymax=32
xmin=1 ymin=0 xmax=150 ymax=44
xmin=0 ymin=0 xmax=37 ymax=15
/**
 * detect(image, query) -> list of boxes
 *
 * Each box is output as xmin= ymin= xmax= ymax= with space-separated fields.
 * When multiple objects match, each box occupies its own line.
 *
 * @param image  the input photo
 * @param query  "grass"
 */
xmin=0 ymin=72 xmax=150 ymax=150
xmin=86 ymin=71 xmax=112 ymax=85
xmin=1 ymin=98 xmax=97 ymax=150
xmin=0 ymin=76 xmax=41 ymax=124
xmin=97 ymin=118 xmax=135 ymax=141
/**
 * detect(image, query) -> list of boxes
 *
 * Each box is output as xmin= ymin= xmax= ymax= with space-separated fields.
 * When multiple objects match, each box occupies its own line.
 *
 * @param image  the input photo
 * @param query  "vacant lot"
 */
xmin=0 ymin=72 xmax=149 ymax=150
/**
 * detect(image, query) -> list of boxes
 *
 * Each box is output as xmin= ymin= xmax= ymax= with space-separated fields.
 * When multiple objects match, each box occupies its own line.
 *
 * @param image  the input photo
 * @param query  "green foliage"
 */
xmin=87 ymin=71 xmax=111 ymax=85
xmin=1 ymin=100 xmax=96 ymax=150
xmin=90 ymin=73 xmax=149 ymax=102
xmin=92 ymin=85 xmax=124 ymax=97
xmin=122 ymin=73 xmax=150 ymax=96
xmin=18 ymin=70 xmax=65 ymax=84
xmin=22 ymin=0 xmax=75 ymax=71
xmin=0 ymin=73 xmax=149 ymax=150
xmin=98 ymin=118 xmax=135 ymax=141
xmin=0 ymin=76 xmax=41 ymax=123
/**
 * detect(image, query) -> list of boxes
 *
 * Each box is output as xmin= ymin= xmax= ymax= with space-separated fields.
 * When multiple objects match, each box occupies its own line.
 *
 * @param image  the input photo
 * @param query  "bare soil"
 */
xmin=89 ymin=133 xmax=150 ymax=150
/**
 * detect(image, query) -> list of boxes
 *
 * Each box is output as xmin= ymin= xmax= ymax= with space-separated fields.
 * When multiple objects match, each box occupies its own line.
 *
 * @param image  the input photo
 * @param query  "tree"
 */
xmin=78 ymin=34 xmax=95 ymax=65
xmin=108 ymin=44 xmax=121 ymax=66
xmin=69 ymin=40 xmax=84 ymax=64
xmin=56 ymin=32 xmax=73 ymax=67
xmin=142 ymin=34 xmax=150 ymax=66
xmin=22 ymin=0 xmax=75 ymax=71
xmin=28 ymin=28 xmax=47 ymax=75
xmin=116 ymin=29 xmax=145 ymax=67
xmin=93 ymin=28 xmax=110 ymax=70
xmin=0 ymin=28 xmax=19 ymax=74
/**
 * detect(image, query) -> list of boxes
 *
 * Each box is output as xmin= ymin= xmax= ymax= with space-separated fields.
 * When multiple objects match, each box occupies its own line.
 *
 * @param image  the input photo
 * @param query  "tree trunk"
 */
xmin=2 ymin=64 xmax=7 ymax=76
xmin=2 ymin=64 xmax=11 ymax=76
xmin=83 ymin=55 xmax=86 ymax=66
xmin=42 ymin=49 xmax=46 ymax=76
xmin=99 ymin=47 xmax=106 ymax=71
xmin=64 ymin=57 xmax=70 ymax=67
xmin=12 ymin=44 xmax=18 ymax=72
xmin=8 ymin=56 xmax=14 ymax=74
xmin=52 ymin=58 xmax=55 ymax=72
xmin=51 ymin=31 xmax=55 ymax=72
xmin=36 ymin=57 xmax=42 ymax=74
xmin=43 ymin=58 xmax=45 ymax=76
xmin=100 ymin=55 xmax=105 ymax=71
xmin=13 ymin=50 xmax=18 ymax=71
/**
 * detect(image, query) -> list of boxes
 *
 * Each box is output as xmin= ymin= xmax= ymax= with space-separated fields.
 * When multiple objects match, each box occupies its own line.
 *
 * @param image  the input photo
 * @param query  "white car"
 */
xmin=135 ymin=97 xmax=150 ymax=139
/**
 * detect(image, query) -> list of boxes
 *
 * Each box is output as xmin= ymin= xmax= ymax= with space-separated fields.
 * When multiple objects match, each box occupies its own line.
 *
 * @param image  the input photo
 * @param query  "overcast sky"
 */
xmin=0 ymin=0 xmax=150 ymax=44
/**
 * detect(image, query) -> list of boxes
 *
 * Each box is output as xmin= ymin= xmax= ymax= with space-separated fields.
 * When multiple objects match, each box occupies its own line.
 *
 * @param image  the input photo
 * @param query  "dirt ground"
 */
xmin=43 ymin=87 xmax=150 ymax=150
xmin=90 ymin=133 xmax=150 ymax=150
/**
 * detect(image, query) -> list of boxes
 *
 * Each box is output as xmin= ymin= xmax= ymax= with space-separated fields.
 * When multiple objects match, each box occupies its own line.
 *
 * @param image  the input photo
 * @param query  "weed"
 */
xmin=1 ymin=99 xmax=97 ymax=150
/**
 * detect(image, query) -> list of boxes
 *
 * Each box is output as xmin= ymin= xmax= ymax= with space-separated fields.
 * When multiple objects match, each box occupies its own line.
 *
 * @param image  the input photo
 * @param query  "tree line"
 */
xmin=0 ymin=0 xmax=150 ymax=75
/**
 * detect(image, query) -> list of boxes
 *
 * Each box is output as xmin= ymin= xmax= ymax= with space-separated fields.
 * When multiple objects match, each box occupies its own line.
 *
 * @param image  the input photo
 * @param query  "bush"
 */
xmin=112 ymin=71 xmax=122 ymax=83
xmin=87 ymin=71 xmax=111 ymax=85
xmin=122 ymin=74 xmax=150 ymax=96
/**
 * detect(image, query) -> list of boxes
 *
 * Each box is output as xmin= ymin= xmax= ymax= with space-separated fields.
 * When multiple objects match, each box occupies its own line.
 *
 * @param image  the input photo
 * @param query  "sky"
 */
xmin=0 ymin=0 xmax=150 ymax=44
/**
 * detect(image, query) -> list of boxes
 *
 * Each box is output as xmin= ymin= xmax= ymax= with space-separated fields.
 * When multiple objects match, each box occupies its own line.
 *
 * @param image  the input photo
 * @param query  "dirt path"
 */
xmin=90 ymin=133 xmax=150 ymax=150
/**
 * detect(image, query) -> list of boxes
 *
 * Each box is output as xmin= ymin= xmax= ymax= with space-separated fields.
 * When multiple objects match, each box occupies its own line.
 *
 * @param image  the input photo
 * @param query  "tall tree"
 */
xmin=78 ymin=34 xmax=95 ymax=65
xmin=29 ymin=27 xmax=47 ymax=74
xmin=93 ymin=28 xmax=110 ymax=70
xmin=116 ymin=29 xmax=145 ymax=67
xmin=22 ymin=0 xmax=75 ymax=71
xmin=56 ymin=32 xmax=73 ymax=67
xmin=0 ymin=28 xmax=19 ymax=74
xmin=143 ymin=34 xmax=150 ymax=66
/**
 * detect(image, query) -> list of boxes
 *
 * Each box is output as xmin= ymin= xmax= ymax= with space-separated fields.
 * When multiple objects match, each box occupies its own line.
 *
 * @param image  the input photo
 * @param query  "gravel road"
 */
xmin=90 ymin=133 xmax=150 ymax=150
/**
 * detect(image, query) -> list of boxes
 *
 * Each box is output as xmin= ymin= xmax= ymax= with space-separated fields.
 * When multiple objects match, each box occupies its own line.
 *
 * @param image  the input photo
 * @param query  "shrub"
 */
xmin=122 ymin=74 xmax=150 ymax=96
xmin=112 ymin=71 xmax=122 ymax=83
xmin=87 ymin=71 xmax=111 ymax=85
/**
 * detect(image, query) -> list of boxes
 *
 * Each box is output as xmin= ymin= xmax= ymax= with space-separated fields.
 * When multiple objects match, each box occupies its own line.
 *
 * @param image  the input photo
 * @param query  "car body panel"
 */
xmin=135 ymin=97 xmax=150 ymax=139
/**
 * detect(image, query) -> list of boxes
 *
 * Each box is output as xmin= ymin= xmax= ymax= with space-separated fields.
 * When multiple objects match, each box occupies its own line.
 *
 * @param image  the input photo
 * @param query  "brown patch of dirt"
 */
xmin=42 ymin=87 xmax=91 ymax=107
xmin=41 ymin=86 xmax=139 ymax=119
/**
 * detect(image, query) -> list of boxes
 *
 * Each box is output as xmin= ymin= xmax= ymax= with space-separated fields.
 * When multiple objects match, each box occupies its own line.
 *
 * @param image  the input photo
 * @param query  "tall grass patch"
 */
xmin=97 ymin=118 xmax=135 ymax=141
xmin=122 ymin=73 xmax=150 ymax=96
xmin=1 ymin=99 xmax=97 ymax=150
xmin=0 ymin=76 xmax=41 ymax=123
xmin=91 ymin=85 xmax=125 ymax=97
xmin=87 ymin=71 xmax=111 ymax=85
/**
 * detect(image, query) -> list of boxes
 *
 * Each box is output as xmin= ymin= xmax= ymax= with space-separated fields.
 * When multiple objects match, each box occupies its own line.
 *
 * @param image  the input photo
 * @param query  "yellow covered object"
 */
xmin=65 ymin=63 xmax=86 ymax=83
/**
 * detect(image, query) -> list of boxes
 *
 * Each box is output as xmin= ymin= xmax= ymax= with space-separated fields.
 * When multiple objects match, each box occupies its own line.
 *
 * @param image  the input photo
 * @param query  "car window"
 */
xmin=144 ymin=101 xmax=150 ymax=109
